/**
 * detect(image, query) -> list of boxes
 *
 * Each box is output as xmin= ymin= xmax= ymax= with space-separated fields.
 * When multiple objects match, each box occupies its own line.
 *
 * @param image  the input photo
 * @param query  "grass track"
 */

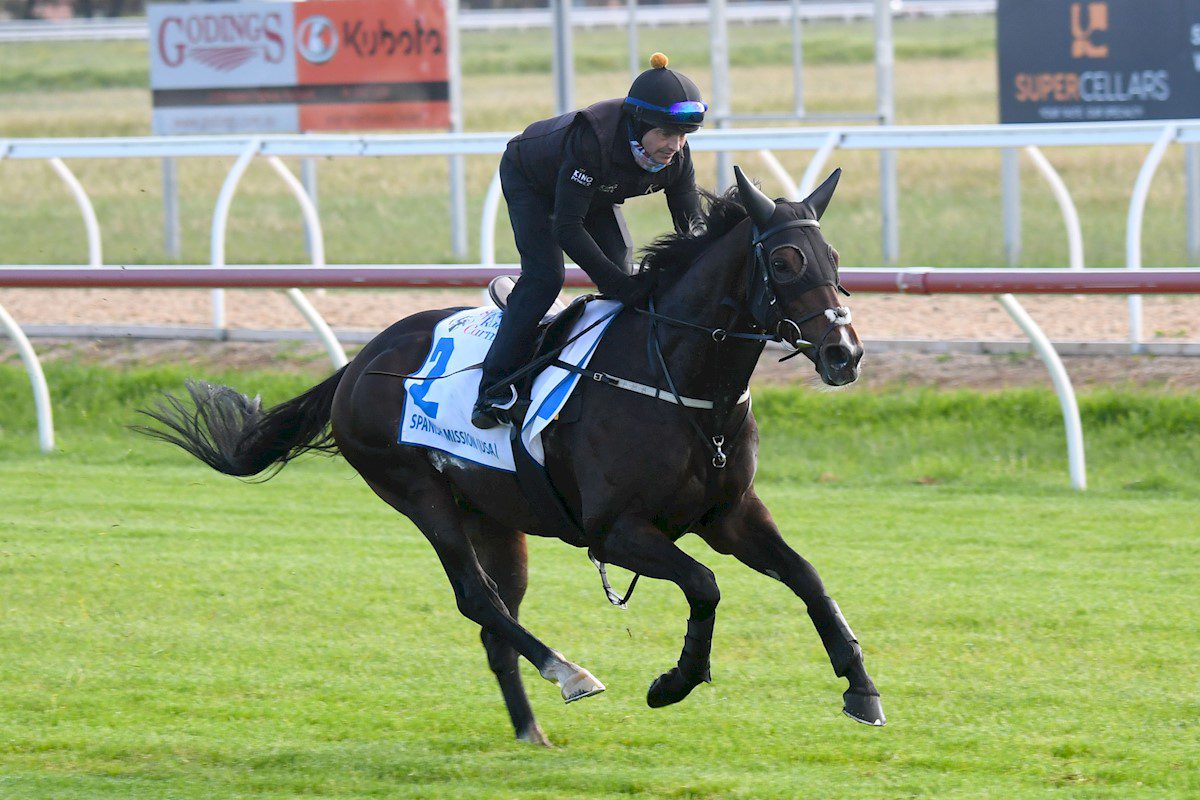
xmin=2 ymin=365 xmax=1199 ymax=797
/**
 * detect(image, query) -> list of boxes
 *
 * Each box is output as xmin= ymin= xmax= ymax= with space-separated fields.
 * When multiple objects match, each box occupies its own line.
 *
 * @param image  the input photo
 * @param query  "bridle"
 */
xmin=627 ymin=213 xmax=855 ymax=471
xmin=639 ymin=215 xmax=853 ymax=361
xmin=747 ymin=216 xmax=852 ymax=361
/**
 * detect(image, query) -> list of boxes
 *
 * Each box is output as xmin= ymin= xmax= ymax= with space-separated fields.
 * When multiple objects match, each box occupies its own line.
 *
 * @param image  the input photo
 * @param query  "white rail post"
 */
xmin=626 ymin=0 xmax=639 ymax=80
xmin=266 ymin=156 xmax=348 ymax=369
xmin=1023 ymin=146 xmax=1083 ymax=270
xmin=996 ymin=294 xmax=1086 ymax=490
xmin=998 ymin=145 xmax=1086 ymax=489
xmin=48 ymin=157 xmax=102 ymax=267
xmin=1188 ymin=142 xmax=1200 ymax=265
xmin=210 ymin=138 xmax=262 ymax=332
xmin=0 ymin=303 xmax=54 ymax=453
xmin=480 ymin=166 xmax=503 ymax=269
xmin=757 ymin=131 xmax=841 ymax=202
xmin=0 ymin=140 xmax=53 ymax=453
xmin=162 ymin=157 xmax=181 ymax=259
xmin=709 ymin=0 xmax=732 ymax=190
xmin=796 ymin=130 xmax=842 ymax=198
xmin=757 ymin=150 xmax=800 ymax=200
xmin=446 ymin=0 xmax=468 ymax=258
xmin=874 ymin=0 xmax=898 ymax=265
xmin=1125 ymin=123 xmax=1177 ymax=354
xmin=1001 ymin=148 xmax=1022 ymax=267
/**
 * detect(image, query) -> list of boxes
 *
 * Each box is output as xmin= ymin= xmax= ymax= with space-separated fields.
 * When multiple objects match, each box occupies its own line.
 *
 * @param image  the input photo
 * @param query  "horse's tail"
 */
xmin=133 ymin=366 xmax=347 ymax=479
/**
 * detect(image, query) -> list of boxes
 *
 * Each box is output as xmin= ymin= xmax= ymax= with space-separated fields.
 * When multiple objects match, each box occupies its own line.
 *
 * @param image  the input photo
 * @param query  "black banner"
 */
xmin=997 ymin=0 xmax=1200 ymax=123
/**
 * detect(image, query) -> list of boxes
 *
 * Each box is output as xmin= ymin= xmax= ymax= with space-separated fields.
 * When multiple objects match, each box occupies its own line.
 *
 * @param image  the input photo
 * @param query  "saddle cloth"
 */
xmin=398 ymin=300 xmax=621 ymax=471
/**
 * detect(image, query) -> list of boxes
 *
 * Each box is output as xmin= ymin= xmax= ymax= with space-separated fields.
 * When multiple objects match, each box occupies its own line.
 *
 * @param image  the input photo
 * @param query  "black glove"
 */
xmin=614 ymin=275 xmax=653 ymax=308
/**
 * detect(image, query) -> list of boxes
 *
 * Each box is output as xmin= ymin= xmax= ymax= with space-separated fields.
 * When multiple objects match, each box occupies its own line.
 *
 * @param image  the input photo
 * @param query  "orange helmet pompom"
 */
xmin=649 ymin=52 xmax=669 ymax=69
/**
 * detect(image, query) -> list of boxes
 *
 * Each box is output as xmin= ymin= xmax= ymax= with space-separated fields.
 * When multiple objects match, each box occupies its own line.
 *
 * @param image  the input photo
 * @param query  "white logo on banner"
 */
xmin=297 ymin=15 xmax=338 ymax=64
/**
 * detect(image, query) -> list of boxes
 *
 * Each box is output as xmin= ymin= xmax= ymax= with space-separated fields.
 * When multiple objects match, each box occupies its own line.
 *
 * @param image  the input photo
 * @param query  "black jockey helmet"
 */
xmin=623 ymin=53 xmax=707 ymax=134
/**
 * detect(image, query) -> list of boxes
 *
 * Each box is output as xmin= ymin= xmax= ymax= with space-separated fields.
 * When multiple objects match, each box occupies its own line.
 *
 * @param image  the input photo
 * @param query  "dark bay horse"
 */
xmin=137 ymin=167 xmax=884 ymax=745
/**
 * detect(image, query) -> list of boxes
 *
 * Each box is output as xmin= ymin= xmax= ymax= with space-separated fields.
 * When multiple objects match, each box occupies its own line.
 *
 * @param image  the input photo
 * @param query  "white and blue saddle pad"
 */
xmin=398 ymin=300 xmax=622 ymax=471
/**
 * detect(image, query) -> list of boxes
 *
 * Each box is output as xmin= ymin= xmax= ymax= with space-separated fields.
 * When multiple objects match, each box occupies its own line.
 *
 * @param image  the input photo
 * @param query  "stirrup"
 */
xmin=471 ymin=384 xmax=518 ymax=429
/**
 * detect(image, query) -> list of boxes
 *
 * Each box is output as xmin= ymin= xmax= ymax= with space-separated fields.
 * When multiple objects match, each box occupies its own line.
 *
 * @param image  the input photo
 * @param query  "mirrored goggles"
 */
xmin=625 ymin=97 xmax=709 ymax=124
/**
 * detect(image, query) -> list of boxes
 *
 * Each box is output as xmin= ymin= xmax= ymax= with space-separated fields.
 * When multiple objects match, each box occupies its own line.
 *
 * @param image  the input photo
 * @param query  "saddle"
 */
xmin=487 ymin=276 xmax=591 ymax=426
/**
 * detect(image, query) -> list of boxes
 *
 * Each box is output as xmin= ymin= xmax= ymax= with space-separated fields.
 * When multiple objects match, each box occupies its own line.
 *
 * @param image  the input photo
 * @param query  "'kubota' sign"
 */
xmin=149 ymin=0 xmax=449 ymax=134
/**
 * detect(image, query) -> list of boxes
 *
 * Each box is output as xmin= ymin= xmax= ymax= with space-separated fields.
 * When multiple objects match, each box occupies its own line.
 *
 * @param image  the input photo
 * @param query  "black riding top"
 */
xmin=507 ymin=98 xmax=702 ymax=295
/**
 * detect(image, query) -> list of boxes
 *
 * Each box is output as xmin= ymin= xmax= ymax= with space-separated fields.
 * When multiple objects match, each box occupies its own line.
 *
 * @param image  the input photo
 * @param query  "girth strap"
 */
xmin=551 ymin=359 xmax=749 ymax=411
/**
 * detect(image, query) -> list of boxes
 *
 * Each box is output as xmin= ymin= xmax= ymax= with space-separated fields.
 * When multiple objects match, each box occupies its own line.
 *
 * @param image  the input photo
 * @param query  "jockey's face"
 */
xmin=641 ymin=128 xmax=687 ymax=164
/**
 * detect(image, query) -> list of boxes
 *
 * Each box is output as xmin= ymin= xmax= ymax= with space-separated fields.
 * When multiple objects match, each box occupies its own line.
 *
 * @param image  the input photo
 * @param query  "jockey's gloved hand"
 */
xmin=615 ymin=274 xmax=654 ymax=308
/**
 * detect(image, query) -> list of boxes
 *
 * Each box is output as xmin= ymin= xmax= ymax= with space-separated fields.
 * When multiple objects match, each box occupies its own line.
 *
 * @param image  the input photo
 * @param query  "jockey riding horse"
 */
xmin=472 ymin=52 xmax=708 ymax=428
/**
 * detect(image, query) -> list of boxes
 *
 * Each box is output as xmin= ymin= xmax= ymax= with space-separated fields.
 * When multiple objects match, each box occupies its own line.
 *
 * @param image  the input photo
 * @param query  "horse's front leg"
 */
xmin=699 ymin=488 xmax=885 ymax=726
xmin=595 ymin=516 xmax=721 ymax=708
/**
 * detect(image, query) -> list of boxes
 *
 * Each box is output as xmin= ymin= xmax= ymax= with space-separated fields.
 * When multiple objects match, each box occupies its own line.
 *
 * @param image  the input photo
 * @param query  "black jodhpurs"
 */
xmin=480 ymin=154 xmax=632 ymax=391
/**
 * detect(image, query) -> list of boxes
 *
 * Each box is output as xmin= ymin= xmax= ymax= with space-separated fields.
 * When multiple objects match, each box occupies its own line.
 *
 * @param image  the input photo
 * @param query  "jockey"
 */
xmin=472 ymin=52 xmax=708 ymax=429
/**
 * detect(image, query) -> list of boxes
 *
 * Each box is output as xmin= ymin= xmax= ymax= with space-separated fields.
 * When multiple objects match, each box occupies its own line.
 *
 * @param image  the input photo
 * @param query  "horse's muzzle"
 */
xmin=817 ymin=339 xmax=862 ymax=386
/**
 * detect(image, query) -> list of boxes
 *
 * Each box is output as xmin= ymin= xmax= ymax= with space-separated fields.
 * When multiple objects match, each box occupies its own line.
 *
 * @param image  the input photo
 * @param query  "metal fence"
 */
xmin=4 ymin=118 xmax=1200 ymax=487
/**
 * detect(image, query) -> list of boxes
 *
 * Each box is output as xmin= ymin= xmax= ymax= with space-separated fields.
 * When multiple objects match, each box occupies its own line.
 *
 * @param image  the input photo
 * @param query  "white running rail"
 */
xmin=5 ymin=119 xmax=1200 ymax=487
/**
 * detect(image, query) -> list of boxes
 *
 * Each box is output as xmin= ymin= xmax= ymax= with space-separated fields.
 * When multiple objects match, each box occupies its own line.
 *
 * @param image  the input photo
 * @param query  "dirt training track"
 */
xmin=2 ymin=288 xmax=1199 ymax=389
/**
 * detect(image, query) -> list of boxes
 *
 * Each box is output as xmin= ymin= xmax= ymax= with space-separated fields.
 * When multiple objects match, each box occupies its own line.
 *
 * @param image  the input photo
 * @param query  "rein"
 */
xmin=615 ymin=214 xmax=853 ymax=473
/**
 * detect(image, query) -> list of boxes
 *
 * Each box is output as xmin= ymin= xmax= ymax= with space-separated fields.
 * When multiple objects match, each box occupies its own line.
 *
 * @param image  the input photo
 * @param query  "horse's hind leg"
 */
xmin=363 ymin=473 xmax=605 ymax=705
xmin=468 ymin=519 xmax=551 ymax=746
xmin=595 ymin=516 xmax=722 ymax=709
xmin=699 ymin=488 xmax=885 ymax=726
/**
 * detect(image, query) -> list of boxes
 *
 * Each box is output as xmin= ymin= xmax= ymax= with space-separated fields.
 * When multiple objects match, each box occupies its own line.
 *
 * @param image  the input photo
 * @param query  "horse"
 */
xmin=136 ymin=167 xmax=884 ymax=746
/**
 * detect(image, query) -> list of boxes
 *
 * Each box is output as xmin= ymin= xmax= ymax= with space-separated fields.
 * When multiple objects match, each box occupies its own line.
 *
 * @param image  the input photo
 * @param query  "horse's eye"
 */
xmin=770 ymin=249 xmax=806 ymax=283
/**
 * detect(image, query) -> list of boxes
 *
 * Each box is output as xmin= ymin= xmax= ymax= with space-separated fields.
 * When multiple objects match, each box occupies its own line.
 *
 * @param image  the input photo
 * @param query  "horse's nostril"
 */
xmin=822 ymin=344 xmax=853 ymax=370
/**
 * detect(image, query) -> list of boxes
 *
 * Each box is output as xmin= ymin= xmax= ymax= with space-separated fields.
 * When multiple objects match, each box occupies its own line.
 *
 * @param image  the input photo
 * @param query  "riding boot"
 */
xmin=471 ymin=384 xmax=519 ymax=430
xmin=473 ymin=313 xmax=536 ymax=430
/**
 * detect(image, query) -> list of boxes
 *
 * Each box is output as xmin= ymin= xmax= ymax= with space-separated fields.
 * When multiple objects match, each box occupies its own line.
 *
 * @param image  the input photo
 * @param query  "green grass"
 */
xmin=0 ymin=17 xmax=997 ymax=94
xmin=1 ymin=364 xmax=1199 ymax=797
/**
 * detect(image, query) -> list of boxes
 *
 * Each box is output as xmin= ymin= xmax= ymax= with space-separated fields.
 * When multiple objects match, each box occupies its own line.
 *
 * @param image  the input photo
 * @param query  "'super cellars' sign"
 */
xmin=998 ymin=0 xmax=1200 ymax=123
xmin=149 ymin=0 xmax=449 ymax=134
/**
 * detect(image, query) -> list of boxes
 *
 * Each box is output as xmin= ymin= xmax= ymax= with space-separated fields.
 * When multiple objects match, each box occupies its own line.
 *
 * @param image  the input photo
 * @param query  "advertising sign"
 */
xmin=149 ymin=0 xmax=450 ymax=134
xmin=997 ymin=0 xmax=1200 ymax=123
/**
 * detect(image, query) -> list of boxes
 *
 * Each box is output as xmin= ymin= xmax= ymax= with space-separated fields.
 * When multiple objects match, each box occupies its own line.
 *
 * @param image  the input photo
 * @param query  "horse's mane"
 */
xmin=639 ymin=187 xmax=749 ymax=284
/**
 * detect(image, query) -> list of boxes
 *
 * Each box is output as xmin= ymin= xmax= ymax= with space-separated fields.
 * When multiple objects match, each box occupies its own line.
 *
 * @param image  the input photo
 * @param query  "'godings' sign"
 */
xmin=997 ymin=0 xmax=1200 ymax=123
xmin=149 ymin=0 xmax=449 ymax=135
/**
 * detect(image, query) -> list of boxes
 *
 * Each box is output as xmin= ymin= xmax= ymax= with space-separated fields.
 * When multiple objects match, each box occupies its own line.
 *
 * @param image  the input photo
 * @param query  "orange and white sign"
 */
xmin=149 ymin=0 xmax=450 ymax=134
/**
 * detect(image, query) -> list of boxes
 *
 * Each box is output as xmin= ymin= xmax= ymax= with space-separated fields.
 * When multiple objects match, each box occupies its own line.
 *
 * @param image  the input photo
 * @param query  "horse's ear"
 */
xmin=803 ymin=168 xmax=841 ymax=220
xmin=733 ymin=165 xmax=776 ymax=229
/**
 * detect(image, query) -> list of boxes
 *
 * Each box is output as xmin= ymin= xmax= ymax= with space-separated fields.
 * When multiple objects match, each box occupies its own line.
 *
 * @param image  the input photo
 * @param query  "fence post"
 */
xmin=1002 ymin=148 xmax=1021 ymax=268
xmin=162 ymin=157 xmax=181 ymax=259
xmin=1125 ymin=124 xmax=1178 ymax=354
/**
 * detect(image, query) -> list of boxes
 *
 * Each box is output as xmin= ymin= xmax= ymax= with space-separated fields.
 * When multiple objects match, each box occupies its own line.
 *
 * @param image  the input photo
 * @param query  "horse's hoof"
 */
xmin=646 ymin=666 xmax=707 ymax=708
xmin=842 ymin=690 xmax=886 ymax=726
xmin=560 ymin=667 xmax=606 ymax=703
xmin=516 ymin=723 xmax=553 ymax=747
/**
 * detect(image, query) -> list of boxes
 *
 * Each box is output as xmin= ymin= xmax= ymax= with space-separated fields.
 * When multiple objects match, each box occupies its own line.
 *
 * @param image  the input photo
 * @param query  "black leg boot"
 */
xmin=646 ymin=615 xmax=714 ymax=708
xmin=808 ymin=595 xmax=886 ymax=726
